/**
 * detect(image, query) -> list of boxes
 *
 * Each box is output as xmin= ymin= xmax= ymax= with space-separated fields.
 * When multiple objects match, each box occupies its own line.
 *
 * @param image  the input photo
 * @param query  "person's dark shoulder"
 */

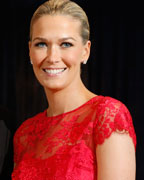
xmin=0 ymin=106 xmax=15 ymax=132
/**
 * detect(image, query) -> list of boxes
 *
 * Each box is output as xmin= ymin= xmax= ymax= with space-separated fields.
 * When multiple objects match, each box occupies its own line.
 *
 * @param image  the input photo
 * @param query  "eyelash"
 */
xmin=61 ymin=42 xmax=73 ymax=48
xmin=34 ymin=42 xmax=47 ymax=47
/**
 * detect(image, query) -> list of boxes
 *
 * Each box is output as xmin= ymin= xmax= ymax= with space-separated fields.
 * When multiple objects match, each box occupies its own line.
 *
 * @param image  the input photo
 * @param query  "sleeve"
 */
xmin=94 ymin=97 xmax=136 ymax=149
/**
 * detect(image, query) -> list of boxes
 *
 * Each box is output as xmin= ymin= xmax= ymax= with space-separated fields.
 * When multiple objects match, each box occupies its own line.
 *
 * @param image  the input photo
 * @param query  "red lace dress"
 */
xmin=11 ymin=96 xmax=136 ymax=180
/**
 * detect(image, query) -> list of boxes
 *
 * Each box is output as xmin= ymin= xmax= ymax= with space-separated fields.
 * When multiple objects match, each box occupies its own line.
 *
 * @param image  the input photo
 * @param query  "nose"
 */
xmin=46 ymin=46 xmax=60 ymax=64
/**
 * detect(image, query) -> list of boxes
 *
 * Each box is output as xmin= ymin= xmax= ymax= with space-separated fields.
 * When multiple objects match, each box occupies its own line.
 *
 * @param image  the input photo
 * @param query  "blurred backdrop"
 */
xmin=0 ymin=0 xmax=144 ymax=179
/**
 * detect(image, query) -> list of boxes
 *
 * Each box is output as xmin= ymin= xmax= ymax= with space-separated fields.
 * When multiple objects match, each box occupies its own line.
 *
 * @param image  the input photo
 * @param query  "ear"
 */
xmin=81 ymin=40 xmax=91 ymax=63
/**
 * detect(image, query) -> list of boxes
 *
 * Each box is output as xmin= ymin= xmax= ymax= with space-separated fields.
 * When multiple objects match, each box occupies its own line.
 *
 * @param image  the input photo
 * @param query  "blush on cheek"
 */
xmin=32 ymin=52 xmax=47 ymax=65
xmin=64 ymin=53 xmax=81 ymax=66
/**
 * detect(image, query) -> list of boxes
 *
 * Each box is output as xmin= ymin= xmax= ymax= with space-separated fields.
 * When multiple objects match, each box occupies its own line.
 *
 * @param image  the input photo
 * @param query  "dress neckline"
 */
xmin=44 ymin=95 xmax=101 ymax=119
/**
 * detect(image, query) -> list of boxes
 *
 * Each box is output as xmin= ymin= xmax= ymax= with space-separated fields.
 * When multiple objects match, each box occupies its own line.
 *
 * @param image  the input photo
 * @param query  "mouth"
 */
xmin=43 ymin=68 xmax=67 ymax=76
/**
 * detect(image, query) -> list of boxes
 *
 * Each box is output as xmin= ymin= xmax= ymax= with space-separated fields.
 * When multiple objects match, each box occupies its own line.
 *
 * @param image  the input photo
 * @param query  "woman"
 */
xmin=12 ymin=0 xmax=136 ymax=179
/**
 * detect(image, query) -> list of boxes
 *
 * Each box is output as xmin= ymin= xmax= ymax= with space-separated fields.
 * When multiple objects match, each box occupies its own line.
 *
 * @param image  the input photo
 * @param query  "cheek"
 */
xmin=30 ymin=50 xmax=47 ymax=65
xmin=64 ymin=50 xmax=83 ymax=66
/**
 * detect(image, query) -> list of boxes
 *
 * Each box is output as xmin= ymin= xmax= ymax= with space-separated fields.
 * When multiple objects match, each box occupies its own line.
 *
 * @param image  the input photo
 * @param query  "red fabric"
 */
xmin=11 ymin=96 xmax=136 ymax=180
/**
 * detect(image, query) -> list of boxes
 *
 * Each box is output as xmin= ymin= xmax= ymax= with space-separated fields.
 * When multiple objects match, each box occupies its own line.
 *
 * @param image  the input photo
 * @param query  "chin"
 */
xmin=42 ymin=82 xmax=67 ymax=92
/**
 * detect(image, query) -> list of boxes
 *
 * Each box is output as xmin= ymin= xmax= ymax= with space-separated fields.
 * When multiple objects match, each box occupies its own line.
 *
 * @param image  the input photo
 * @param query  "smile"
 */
xmin=43 ymin=68 xmax=66 ymax=75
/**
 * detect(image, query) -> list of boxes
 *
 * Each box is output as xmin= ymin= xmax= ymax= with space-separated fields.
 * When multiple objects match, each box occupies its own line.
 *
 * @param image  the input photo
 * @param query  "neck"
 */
xmin=44 ymin=80 xmax=95 ymax=117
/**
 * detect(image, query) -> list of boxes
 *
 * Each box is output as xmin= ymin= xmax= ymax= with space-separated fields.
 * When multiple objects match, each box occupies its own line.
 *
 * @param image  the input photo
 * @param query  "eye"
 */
xmin=34 ymin=42 xmax=47 ymax=48
xmin=61 ymin=42 xmax=73 ymax=48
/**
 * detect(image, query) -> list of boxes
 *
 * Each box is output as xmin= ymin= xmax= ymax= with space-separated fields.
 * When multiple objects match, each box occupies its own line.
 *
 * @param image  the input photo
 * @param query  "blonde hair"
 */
xmin=29 ymin=0 xmax=90 ymax=44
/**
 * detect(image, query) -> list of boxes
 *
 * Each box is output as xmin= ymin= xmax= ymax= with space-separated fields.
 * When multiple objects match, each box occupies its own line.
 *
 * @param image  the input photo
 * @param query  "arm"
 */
xmin=96 ymin=132 xmax=136 ymax=180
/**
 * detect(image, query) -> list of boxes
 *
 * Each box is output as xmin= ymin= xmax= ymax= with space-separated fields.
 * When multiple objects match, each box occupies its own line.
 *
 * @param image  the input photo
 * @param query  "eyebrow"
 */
xmin=32 ymin=37 xmax=47 ymax=42
xmin=60 ymin=37 xmax=77 ymax=42
xmin=32 ymin=37 xmax=77 ymax=42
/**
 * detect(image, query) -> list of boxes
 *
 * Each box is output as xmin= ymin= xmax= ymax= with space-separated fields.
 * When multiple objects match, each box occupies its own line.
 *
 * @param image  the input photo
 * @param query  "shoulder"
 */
xmin=90 ymin=95 xmax=133 ymax=127
xmin=95 ymin=96 xmax=131 ymax=120
xmin=103 ymin=96 xmax=133 ymax=124
xmin=94 ymin=96 xmax=136 ymax=148
xmin=95 ymin=97 xmax=136 ymax=179
xmin=13 ymin=110 xmax=47 ymax=164
xmin=92 ymin=95 xmax=126 ymax=111
xmin=14 ymin=110 xmax=46 ymax=141
xmin=97 ymin=95 xmax=125 ymax=108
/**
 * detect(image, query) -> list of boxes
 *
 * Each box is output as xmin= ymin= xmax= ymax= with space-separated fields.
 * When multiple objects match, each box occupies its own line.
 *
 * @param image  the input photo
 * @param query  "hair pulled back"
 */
xmin=29 ymin=0 xmax=90 ymax=44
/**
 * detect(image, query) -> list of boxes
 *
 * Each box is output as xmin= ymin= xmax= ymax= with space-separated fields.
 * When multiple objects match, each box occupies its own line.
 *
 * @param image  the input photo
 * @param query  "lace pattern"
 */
xmin=12 ymin=96 xmax=136 ymax=180
xmin=94 ymin=97 xmax=136 ymax=147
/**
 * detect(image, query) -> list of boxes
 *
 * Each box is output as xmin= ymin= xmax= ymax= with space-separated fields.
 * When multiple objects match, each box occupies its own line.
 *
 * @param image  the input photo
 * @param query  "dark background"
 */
xmin=0 ymin=0 xmax=144 ymax=179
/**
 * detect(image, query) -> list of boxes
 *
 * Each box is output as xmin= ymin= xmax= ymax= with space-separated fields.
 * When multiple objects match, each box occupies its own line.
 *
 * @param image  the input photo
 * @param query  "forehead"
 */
xmin=32 ymin=15 xmax=82 ymax=39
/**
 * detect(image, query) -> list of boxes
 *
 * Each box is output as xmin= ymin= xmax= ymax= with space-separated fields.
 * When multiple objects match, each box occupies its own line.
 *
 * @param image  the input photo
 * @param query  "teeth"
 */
xmin=44 ymin=68 xmax=65 ymax=74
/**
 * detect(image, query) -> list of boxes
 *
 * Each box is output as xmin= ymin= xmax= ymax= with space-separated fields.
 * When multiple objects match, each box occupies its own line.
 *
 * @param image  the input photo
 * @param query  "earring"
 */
xmin=83 ymin=60 xmax=87 ymax=64
xmin=30 ymin=60 xmax=33 ymax=65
